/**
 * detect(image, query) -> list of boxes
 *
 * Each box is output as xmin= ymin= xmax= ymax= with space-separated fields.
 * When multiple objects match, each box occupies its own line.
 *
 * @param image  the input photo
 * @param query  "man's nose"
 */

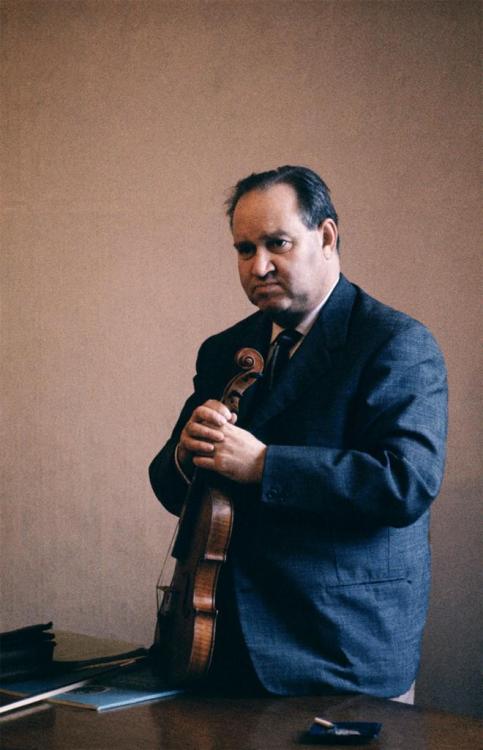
xmin=250 ymin=248 xmax=275 ymax=277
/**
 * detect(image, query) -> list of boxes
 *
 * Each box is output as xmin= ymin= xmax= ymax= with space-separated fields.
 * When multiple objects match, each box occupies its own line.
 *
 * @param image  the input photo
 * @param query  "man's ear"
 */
xmin=318 ymin=218 xmax=338 ymax=258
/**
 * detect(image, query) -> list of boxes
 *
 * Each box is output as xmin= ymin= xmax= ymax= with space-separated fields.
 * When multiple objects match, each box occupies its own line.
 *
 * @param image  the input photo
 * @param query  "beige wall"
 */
xmin=1 ymin=0 xmax=480 ymax=717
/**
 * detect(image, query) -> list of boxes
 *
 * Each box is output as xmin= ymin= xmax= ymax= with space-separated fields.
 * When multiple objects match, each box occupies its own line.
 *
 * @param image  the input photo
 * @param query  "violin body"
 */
xmin=154 ymin=348 xmax=264 ymax=686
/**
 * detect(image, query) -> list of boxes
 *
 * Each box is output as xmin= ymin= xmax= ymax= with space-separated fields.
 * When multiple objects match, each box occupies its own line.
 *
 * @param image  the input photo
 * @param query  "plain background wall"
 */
xmin=1 ymin=0 xmax=480 ymax=717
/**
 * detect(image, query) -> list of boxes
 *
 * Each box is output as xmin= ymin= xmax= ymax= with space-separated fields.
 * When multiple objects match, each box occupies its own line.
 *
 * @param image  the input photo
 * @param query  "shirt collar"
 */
xmin=270 ymin=273 xmax=340 ymax=343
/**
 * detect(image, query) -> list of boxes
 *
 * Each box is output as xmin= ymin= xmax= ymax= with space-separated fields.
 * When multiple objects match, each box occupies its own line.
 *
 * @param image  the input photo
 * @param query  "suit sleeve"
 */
xmin=261 ymin=323 xmax=448 ymax=527
xmin=148 ymin=402 xmax=195 ymax=517
xmin=148 ymin=341 xmax=218 ymax=516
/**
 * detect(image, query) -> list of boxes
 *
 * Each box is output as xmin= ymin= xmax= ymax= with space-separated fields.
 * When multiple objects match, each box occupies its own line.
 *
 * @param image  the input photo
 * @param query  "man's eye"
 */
xmin=267 ymin=238 xmax=290 ymax=253
xmin=235 ymin=244 xmax=256 ymax=258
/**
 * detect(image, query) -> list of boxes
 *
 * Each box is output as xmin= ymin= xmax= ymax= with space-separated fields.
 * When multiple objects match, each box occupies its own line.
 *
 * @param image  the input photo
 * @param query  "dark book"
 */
xmin=0 ymin=623 xmax=56 ymax=681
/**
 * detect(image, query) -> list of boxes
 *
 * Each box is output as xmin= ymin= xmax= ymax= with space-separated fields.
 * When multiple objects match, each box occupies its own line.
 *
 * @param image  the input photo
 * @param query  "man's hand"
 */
xmin=177 ymin=399 xmax=266 ymax=484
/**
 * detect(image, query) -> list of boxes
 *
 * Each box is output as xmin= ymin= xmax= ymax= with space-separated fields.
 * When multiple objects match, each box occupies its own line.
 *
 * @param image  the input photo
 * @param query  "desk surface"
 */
xmin=1 ymin=633 xmax=481 ymax=750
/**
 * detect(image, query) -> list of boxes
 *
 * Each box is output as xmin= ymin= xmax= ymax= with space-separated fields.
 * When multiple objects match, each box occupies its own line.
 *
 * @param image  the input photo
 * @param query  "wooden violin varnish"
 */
xmin=153 ymin=348 xmax=264 ymax=686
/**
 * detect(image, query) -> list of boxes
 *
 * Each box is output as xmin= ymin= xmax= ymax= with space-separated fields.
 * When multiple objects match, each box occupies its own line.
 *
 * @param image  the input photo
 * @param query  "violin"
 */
xmin=153 ymin=347 xmax=264 ymax=686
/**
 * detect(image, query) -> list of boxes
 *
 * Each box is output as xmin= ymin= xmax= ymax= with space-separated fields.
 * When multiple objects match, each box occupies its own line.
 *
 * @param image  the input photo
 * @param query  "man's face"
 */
xmin=232 ymin=183 xmax=338 ymax=326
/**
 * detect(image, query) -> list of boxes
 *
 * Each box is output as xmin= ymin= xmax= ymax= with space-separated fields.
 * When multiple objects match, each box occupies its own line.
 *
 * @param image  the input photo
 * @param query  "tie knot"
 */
xmin=265 ymin=329 xmax=302 ymax=389
xmin=273 ymin=328 xmax=302 ymax=350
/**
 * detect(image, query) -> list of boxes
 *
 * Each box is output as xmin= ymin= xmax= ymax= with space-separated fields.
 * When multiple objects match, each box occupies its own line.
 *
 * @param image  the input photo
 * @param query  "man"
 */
xmin=149 ymin=165 xmax=447 ymax=699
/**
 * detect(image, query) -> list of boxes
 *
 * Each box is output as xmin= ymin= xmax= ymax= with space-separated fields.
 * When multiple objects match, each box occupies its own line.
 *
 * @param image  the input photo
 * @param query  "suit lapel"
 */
xmin=247 ymin=275 xmax=356 ymax=432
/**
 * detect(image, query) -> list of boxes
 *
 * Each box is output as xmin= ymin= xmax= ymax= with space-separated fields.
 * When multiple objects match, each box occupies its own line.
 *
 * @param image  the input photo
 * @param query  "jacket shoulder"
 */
xmin=350 ymin=283 xmax=442 ymax=351
xmin=200 ymin=310 xmax=263 ymax=350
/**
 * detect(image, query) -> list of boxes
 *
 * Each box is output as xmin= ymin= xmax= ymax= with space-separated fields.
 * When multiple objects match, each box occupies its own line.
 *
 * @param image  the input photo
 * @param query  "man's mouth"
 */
xmin=253 ymin=282 xmax=282 ymax=293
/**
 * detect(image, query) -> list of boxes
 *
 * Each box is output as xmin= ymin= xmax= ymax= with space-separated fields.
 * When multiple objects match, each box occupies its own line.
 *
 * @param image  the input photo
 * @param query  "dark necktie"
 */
xmin=265 ymin=328 xmax=302 ymax=389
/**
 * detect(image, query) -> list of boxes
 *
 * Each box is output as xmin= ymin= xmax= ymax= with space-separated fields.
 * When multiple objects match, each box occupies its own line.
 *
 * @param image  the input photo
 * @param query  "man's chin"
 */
xmin=253 ymin=297 xmax=288 ymax=315
xmin=253 ymin=299 xmax=303 ymax=326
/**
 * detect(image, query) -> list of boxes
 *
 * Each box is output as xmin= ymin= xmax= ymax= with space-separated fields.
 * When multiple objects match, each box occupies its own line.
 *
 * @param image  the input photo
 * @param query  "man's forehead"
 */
xmin=231 ymin=183 xmax=304 ymax=238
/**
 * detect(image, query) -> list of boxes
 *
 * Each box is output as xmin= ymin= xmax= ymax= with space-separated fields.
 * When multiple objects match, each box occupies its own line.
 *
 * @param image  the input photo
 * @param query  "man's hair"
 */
xmin=225 ymin=165 xmax=339 ymax=249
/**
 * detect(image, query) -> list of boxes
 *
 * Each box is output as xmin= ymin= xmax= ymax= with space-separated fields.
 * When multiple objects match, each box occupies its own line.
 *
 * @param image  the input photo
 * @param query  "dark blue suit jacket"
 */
xmin=149 ymin=275 xmax=448 ymax=697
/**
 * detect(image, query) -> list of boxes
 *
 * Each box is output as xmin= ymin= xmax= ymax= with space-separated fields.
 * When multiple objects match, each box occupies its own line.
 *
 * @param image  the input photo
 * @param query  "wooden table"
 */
xmin=1 ymin=633 xmax=480 ymax=749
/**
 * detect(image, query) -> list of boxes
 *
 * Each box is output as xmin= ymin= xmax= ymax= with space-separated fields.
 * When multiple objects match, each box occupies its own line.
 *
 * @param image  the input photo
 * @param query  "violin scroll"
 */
xmin=222 ymin=347 xmax=264 ymax=414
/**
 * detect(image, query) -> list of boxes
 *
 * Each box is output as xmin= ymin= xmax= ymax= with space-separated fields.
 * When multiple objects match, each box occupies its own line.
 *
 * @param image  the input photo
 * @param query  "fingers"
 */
xmin=196 ymin=401 xmax=233 ymax=425
xmin=192 ymin=454 xmax=217 ymax=470
xmin=180 ymin=400 xmax=235 ymax=458
xmin=191 ymin=425 xmax=266 ymax=484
